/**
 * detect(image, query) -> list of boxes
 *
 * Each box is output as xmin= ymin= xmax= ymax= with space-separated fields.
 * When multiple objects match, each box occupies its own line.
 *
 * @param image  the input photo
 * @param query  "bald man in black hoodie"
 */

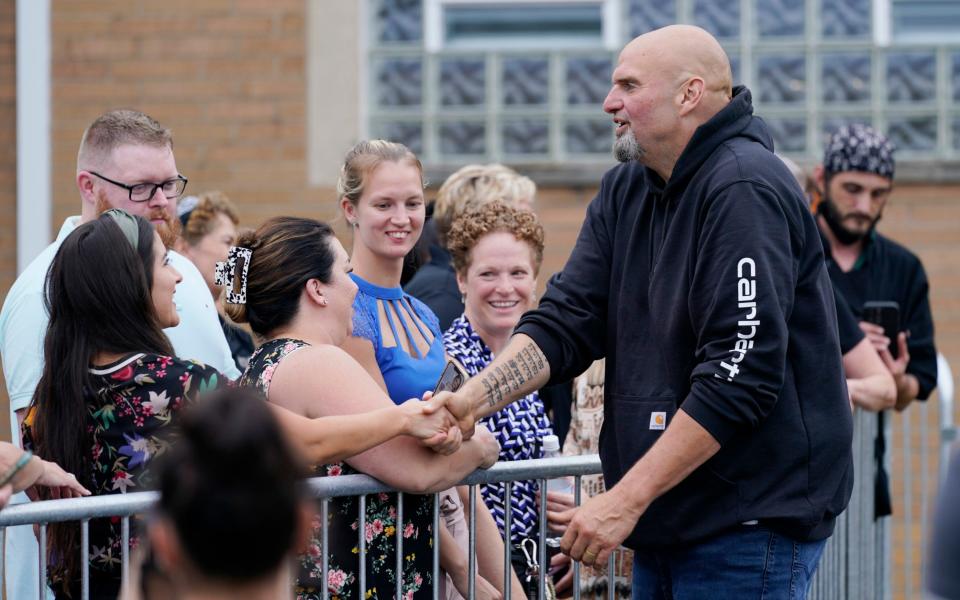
xmin=440 ymin=25 xmax=852 ymax=598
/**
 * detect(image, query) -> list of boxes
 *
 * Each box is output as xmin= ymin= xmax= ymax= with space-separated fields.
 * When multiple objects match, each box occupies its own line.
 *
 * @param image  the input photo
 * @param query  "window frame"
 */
xmin=424 ymin=0 xmax=621 ymax=52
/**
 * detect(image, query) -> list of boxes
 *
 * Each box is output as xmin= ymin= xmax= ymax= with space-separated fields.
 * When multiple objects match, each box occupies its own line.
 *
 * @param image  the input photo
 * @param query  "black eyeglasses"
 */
xmin=88 ymin=171 xmax=188 ymax=202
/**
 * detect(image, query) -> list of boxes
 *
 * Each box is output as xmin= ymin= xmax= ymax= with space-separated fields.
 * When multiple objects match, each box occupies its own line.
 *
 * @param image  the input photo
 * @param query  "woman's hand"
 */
xmin=0 ymin=484 xmax=11 ymax=510
xmin=550 ymin=551 xmax=575 ymax=594
xmin=400 ymin=395 xmax=462 ymax=455
xmin=544 ymin=490 xmax=577 ymax=534
xmin=29 ymin=459 xmax=91 ymax=500
xmin=472 ymin=425 xmax=501 ymax=469
xmin=450 ymin=569 xmax=502 ymax=600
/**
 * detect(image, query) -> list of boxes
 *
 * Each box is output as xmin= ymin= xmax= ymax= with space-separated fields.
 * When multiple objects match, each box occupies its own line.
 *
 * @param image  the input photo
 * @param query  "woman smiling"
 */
xmin=442 ymin=201 xmax=556 ymax=566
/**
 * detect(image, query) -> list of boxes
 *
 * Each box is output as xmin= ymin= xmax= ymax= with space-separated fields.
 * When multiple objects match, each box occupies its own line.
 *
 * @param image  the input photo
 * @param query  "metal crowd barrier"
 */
xmin=0 ymin=455 xmax=605 ymax=600
xmin=809 ymin=353 xmax=957 ymax=600
xmin=3 ymin=360 xmax=957 ymax=600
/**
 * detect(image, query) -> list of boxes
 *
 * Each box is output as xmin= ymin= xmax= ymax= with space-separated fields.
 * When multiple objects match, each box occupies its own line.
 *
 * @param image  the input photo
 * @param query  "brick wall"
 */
xmin=49 ymin=0 xmax=334 ymax=239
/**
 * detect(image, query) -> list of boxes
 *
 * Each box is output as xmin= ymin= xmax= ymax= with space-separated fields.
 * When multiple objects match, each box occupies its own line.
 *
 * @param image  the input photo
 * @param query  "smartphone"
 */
xmin=862 ymin=300 xmax=900 ymax=359
xmin=0 ymin=450 xmax=32 ymax=488
xmin=433 ymin=360 xmax=465 ymax=395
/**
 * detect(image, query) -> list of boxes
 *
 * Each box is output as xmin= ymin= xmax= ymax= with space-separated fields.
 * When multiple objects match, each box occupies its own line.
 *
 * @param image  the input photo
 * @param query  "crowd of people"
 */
xmin=0 ymin=22 xmax=947 ymax=600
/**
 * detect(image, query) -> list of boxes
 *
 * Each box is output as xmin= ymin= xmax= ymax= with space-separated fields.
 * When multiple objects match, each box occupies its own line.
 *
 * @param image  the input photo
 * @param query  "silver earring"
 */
xmin=461 ymin=294 xmax=466 ymax=304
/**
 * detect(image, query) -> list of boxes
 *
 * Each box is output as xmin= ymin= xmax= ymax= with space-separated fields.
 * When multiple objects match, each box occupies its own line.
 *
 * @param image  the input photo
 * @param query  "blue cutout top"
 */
xmin=350 ymin=273 xmax=446 ymax=404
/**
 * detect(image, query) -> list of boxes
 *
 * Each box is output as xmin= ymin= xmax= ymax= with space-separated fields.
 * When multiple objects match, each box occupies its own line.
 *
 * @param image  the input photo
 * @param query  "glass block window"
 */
xmin=353 ymin=0 xmax=960 ymax=174
xmin=376 ymin=121 xmax=425 ymax=155
xmin=439 ymin=58 xmax=486 ymax=107
xmin=887 ymin=116 xmax=939 ymax=152
xmin=821 ymin=0 xmax=871 ymax=38
xmin=566 ymin=118 xmax=612 ymax=154
xmin=502 ymin=57 xmax=550 ymax=106
xmin=566 ymin=57 xmax=613 ymax=105
xmin=756 ymin=0 xmax=805 ymax=38
xmin=953 ymin=52 xmax=960 ymax=102
xmin=502 ymin=119 xmax=550 ymax=155
xmin=628 ymin=0 xmax=676 ymax=36
xmin=693 ymin=0 xmax=741 ymax=39
xmin=756 ymin=55 xmax=806 ymax=105
xmin=886 ymin=52 xmax=937 ymax=105
xmin=823 ymin=116 xmax=873 ymax=139
xmin=439 ymin=121 xmax=487 ymax=155
xmin=375 ymin=0 xmax=424 ymax=43
xmin=822 ymin=53 xmax=871 ymax=104
xmin=766 ymin=117 xmax=807 ymax=153
xmin=374 ymin=58 xmax=424 ymax=107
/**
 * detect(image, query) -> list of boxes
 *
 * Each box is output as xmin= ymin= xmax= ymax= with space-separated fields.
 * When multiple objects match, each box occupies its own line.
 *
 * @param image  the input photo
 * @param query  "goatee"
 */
xmin=613 ymin=132 xmax=645 ymax=163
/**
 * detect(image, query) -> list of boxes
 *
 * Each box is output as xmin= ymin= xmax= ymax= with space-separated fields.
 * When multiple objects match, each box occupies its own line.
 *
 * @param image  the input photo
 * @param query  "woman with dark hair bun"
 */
xmin=233 ymin=215 xmax=501 ymax=600
xmin=147 ymin=387 xmax=312 ymax=600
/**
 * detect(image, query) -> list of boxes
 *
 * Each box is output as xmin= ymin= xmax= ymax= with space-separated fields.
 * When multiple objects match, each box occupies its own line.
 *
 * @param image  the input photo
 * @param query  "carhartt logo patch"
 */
xmin=649 ymin=412 xmax=666 ymax=430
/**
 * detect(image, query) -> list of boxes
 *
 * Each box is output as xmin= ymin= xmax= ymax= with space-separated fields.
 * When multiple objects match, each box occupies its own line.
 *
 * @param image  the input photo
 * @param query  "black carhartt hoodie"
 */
xmin=516 ymin=87 xmax=853 ymax=548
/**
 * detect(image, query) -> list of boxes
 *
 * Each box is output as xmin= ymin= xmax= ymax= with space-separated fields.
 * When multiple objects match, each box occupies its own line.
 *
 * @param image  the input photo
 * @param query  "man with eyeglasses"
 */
xmin=0 ymin=109 xmax=240 ymax=600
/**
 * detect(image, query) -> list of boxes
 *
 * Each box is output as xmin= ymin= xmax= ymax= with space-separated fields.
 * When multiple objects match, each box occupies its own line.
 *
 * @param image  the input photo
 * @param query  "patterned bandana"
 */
xmin=823 ymin=124 xmax=896 ymax=179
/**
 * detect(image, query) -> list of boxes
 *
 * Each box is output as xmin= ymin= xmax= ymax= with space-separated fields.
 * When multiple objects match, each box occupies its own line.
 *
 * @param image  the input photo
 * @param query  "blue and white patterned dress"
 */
xmin=442 ymin=314 xmax=555 ymax=546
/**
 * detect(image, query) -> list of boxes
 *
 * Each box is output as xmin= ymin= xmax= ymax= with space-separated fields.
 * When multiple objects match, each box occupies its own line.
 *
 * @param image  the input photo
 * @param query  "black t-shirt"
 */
xmin=821 ymin=230 xmax=938 ymax=399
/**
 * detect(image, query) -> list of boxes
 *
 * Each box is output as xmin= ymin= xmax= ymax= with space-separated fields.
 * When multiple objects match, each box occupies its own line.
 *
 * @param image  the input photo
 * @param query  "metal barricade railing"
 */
xmin=0 ymin=455 xmax=604 ymax=600
xmin=809 ymin=407 xmax=882 ymax=600
xmin=810 ymin=353 xmax=957 ymax=600
xmin=3 ymin=365 xmax=957 ymax=600
xmin=936 ymin=353 xmax=956 ymax=482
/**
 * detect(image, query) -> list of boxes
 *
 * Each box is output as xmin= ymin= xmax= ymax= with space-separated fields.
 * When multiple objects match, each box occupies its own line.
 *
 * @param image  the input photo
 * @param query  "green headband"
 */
xmin=103 ymin=209 xmax=140 ymax=250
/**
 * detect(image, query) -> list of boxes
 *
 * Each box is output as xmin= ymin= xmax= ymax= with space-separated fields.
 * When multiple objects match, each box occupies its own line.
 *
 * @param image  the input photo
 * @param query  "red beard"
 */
xmin=95 ymin=190 xmax=181 ymax=248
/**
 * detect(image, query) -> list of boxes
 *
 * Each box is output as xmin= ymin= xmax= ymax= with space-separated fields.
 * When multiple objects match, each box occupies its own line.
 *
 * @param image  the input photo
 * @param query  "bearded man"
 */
xmin=441 ymin=25 xmax=853 ymax=598
xmin=813 ymin=124 xmax=937 ymax=413
xmin=0 ymin=109 xmax=239 ymax=599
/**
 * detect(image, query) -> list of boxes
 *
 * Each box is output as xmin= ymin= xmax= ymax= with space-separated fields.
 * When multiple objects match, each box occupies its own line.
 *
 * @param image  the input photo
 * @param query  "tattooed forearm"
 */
xmin=520 ymin=344 xmax=546 ymax=371
xmin=478 ymin=341 xmax=549 ymax=408
xmin=516 ymin=349 xmax=534 ymax=379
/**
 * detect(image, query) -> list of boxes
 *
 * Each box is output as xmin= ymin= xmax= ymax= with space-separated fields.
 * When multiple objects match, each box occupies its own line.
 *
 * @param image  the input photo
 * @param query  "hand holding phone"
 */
xmin=433 ymin=360 xmax=465 ymax=395
xmin=862 ymin=301 xmax=900 ymax=359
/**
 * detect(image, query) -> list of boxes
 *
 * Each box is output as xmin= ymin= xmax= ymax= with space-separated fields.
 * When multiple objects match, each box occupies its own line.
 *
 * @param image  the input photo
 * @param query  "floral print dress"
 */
xmin=241 ymin=338 xmax=433 ymax=600
xmin=22 ymin=353 xmax=222 ymax=599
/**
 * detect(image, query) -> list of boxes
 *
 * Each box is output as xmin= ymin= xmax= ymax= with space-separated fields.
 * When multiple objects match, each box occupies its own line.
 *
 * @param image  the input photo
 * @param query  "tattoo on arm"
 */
xmin=479 ymin=342 xmax=548 ymax=408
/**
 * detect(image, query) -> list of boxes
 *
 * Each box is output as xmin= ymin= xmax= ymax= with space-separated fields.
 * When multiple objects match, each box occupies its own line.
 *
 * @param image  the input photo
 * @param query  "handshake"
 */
xmin=398 ymin=378 xmax=494 ymax=465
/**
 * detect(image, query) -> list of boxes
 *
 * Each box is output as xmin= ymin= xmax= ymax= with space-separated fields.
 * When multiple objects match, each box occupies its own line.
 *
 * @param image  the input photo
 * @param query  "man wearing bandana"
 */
xmin=812 ymin=124 xmax=938 ymax=518
xmin=813 ymin=124 xmax=937 ymax=412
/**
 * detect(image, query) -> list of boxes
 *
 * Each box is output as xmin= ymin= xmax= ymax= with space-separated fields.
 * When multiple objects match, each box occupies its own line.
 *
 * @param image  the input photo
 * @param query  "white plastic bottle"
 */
xmin=542 ymin=433 xmax=573 ymax=569
xmin=542 ymin=434 xmax=574 ymax=495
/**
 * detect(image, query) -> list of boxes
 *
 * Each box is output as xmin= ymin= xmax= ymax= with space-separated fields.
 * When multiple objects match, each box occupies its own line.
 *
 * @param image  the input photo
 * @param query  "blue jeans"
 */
xmin=631 ymin=526 xmax=826 ymax=600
